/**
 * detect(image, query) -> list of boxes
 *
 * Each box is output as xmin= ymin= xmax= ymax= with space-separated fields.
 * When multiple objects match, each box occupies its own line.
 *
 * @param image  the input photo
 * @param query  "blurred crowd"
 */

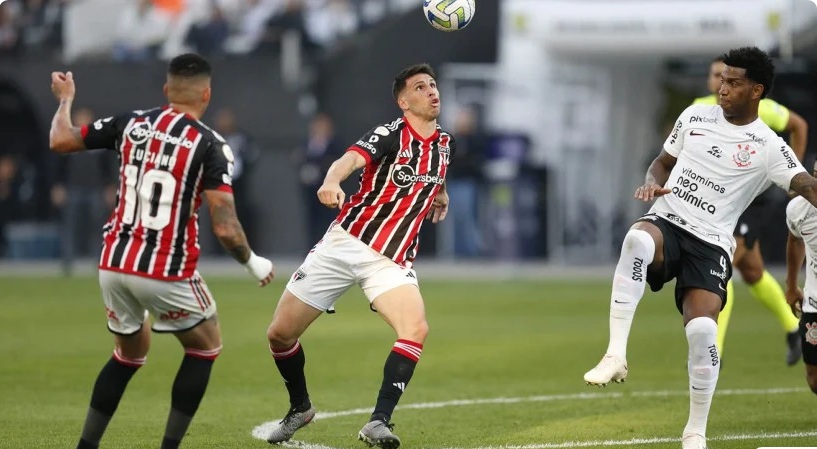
xmin=0 ymin=0 xmax=417 ymax=60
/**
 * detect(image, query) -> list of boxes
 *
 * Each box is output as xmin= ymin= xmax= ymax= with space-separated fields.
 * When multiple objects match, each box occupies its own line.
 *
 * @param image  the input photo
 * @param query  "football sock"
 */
xmin=684 ymin=317 xmax=719 ymax=438
xmin=748 ymin=271 xmax=799 ymax=332
xmin=371 ymin=340 xmax=422 ymax=423
xmin=606 ymin=229 xmax=655 ymax=359
xmin=716 ymin=279 xmax=735 ymax=356
xmin=271 ymin=340 xmax=310 ymax=410
xmin=161 ymin=348 xmax=220 ymax=449
xmin=77 ymin=351 xmax=144 ymax=449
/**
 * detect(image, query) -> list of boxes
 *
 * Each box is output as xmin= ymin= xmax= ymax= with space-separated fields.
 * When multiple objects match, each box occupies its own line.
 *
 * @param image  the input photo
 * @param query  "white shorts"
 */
xmin=99 ymin=269 xmax=217 ymax=334
xmin=285 ymin=225 xmax=419 ymax=312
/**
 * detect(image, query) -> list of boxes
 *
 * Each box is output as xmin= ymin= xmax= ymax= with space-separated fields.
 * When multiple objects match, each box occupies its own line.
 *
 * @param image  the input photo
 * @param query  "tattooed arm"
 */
xmin=204 ymin=189 xmax=274 ymax=285
xmin=204 ymin=190 xmax=250 ymax=262
xmin=789 ymin=172 xmax=817 ymax=208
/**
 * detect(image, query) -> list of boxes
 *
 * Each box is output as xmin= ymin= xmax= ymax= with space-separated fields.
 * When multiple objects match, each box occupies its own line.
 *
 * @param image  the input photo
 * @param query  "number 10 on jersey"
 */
xmin=122 ymin=164 xmax=177 ymax=231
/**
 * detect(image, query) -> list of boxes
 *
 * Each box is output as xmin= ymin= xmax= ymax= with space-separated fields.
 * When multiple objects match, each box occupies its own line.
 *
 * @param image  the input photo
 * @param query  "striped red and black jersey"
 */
xmin=337 ymin=117 xmax=455 ymax=266
xmin=81 ymin=106 xmax=235 ymax=280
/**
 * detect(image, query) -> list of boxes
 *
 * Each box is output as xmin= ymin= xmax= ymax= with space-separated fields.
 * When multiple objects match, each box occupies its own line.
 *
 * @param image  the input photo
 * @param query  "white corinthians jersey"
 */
xmin=651 ymin=104 xmax=805 ymax=257
xmin=786 ymin=196 xmax=817 ymax=313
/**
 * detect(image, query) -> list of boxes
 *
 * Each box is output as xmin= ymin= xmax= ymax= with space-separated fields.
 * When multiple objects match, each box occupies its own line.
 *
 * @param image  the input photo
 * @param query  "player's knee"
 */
xmin=399 ymin=319 xmax=429 ymax=344
xmin=622 ymin=229 xmax=656 ymax=262
xmin=806 ymin=371 xmax=817 ymax=395
xmin=740 ymin=266 xmax=763 ymax=284
xmin=267 ymin=324 xmax=298 ymax=348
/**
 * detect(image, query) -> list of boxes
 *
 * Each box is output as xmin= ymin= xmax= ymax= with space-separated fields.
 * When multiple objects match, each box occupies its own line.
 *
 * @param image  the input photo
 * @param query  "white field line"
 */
xmin=252 ymin=387 xmax=807 ymax=444
xmin=452 ymin=431 xmax=817 ymax=448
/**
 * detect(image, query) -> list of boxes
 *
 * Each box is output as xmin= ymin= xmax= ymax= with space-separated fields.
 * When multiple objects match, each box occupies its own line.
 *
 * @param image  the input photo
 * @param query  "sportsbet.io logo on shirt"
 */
xmin=391 ymin=165 xmax=445 ymax=188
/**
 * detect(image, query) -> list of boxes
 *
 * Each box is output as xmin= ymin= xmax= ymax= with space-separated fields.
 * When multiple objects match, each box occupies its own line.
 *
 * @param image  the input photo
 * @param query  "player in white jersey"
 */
xmin=584 ymin=47 xmax=817 ymax=449
xmin=784 ymin=160 xmax=817 ymax=395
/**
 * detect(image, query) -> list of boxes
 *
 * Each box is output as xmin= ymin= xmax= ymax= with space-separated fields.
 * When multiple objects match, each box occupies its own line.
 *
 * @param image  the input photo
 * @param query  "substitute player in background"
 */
xmin=264 ymin=63 xmax=453 ymax=449
xmin=694 ymin=55 xmax=808 ymax=365
xmin=49 ymin=54 xmax=274 ymax=449
xmin=784 ymin=159 xmax=817 ymax=396
xmin=584 ymin=47 xmax=817 ymax=449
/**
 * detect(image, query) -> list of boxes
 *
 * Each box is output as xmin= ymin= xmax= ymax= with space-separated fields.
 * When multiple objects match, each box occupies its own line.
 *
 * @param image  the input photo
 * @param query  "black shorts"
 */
xmin=637 ymin=214 xmax=733 ymax=313
xmin=800 ymin=313 xmax=817 ymax=365
xmin=733 ymin=203 xmax=764 ymax=250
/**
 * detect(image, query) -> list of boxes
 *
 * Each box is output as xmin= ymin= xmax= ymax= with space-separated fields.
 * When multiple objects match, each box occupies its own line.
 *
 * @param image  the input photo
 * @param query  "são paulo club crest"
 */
xmin=732 ymin=143 xmax=756 ymax=168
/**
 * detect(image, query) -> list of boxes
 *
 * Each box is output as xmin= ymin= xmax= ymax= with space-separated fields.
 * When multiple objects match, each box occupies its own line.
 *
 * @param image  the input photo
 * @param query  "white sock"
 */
xmin=606 ymin=229 xmax=655 ymax=359
xmin=684 ymin=317 xmax=719 ymax=438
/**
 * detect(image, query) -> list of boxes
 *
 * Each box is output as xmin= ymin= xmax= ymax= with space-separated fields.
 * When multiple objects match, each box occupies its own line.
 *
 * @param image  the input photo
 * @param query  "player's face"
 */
xmin=707 ymin=61 xmax=725 ymax=95
xmin=400 ymin=74 xmax=440 ymax=121
xmin=718 ymin=65 xmax=758 ymax=118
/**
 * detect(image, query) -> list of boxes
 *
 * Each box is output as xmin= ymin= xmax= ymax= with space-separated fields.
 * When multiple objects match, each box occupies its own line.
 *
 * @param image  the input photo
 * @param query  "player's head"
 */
xmin=164 ymin=53 xmax=212 ymax=116
xmin=706 ymin=55 xmax=726 ymax=95
xmin=392 ymin=63 xmax=440 ymax=121
xmin=718 ymin=47 xmax=775 ymax=118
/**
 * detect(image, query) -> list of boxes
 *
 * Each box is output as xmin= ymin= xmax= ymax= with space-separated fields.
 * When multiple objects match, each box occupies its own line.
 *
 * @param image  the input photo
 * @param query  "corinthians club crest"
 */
xmin=732 ymin=143 xmax=756 ymax=168
xmin=806 ymin=322 xmax=817 ymax=346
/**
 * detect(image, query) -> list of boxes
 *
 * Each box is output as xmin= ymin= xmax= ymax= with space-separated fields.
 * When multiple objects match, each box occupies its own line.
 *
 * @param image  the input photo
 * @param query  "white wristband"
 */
xmin=243 ymin=251 xmax=273 ymax=281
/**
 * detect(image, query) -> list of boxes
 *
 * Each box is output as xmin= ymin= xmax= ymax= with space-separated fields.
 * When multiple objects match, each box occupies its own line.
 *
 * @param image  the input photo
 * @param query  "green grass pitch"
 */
xmin=0 ymin=275 xmax=814 ymax=449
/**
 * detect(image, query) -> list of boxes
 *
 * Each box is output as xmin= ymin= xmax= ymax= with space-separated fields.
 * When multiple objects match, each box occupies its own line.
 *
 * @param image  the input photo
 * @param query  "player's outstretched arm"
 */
xmin=634 ymin=150 xmax=676 ymax=201
xmin=317 ymin=151 xmax=367 ymax=208
xmin=785 ymin=231 xmax=806 ymax=317
xmin=789 ymin=173 xmax=817 ymax=207
xmin=48 ymin=72 xmax=86 ymax=153
xmin=786 ymin=110 xmax=809 ymax=161
xmin=203 ymin=189 xmax=274 ymax=286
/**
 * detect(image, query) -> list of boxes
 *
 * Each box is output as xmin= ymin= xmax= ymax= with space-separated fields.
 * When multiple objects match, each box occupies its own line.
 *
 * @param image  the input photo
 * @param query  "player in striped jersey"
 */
xmin=693 ymin=55 xmax=809 ymax=365
xmin=49 ymin=54 xmax=274 ymax=449
xmin=264 ymin=63 xmax=454 ymax=449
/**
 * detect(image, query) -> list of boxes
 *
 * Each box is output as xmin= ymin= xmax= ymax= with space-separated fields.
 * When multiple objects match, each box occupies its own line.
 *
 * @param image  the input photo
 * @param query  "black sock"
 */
xmin=271 ymin=341 xmax=310 ymax=410
xmin=77 ymin=357 xmax=140 ymax=449
xmin=371 ymin=340 xmax=422 ymax=423
xmin=161 ymin=354 xmax=215 ymax=448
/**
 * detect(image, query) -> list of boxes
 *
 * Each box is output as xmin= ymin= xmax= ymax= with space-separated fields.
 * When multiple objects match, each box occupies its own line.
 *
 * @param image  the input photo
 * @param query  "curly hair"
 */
xmin=721 ymin=47 xmax=775 ymax=99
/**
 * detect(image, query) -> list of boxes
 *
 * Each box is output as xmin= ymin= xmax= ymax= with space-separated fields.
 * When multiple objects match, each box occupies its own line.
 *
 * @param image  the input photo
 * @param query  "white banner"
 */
xmin=506 ymin=0 xmax=787 ymax=56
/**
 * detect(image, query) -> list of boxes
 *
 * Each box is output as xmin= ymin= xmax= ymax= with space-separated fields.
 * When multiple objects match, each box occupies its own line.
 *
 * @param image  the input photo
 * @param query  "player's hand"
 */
xmin=243 ymin=252 xmax=275 ymax=287
xmin=634 ymin=183 xmax=671 ymax=202
xmin=317 ymin=182 xmax=345 ymax=209
xmin=50 ymin=71 xmax=76 ymax=102
xmin=785 ymin=286 xmax=804 ymax=318
xmin=428 ymin=189 xmax=449 ymax=223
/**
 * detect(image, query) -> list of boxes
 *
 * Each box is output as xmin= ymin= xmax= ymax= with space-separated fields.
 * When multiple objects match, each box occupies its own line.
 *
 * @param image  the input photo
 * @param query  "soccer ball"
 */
xmin=423 ymin=0 xmax=475 ymax=32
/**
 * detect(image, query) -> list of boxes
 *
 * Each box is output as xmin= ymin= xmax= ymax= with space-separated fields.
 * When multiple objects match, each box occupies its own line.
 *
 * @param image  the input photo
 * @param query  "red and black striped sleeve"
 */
xmin=347 ymin=124 xmax=399 ymax=165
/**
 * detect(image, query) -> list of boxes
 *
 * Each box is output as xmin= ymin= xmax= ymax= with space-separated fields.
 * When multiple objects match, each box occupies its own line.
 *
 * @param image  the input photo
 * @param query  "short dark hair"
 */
xmin=168 ymin=53 xmax=212 ymax=79
xmin=721 ymin=47 xmax=775 ymax=99
xmin=392 ymin=63 xmax=436 ymax=100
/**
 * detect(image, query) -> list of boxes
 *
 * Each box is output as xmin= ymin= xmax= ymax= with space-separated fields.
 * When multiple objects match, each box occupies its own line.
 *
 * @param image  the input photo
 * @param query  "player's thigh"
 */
xmin=675 ymin=239 xmax=732 ymax=319
xmin=733 ymin=241 xmax=765 ymax=284
xmin=124 ymin=272 xmax=217 ymax=334
xmin=361 ymin=261 xmax=426 ymax=340
xmin=99 ymin=269 xmax=150 ymax=336
xmin=284 ymin=230 xmax=357 ymax=313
